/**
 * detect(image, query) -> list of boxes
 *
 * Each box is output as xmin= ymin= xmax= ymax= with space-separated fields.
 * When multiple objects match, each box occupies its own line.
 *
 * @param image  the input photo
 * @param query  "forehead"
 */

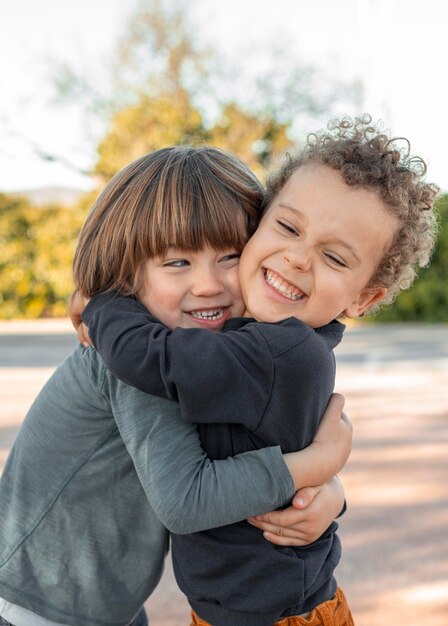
xmin=278 ymin=163 xmax=380 ymax=209
xmin=272 ymin=163 xmax=398 ymax=253
xmin=277 ymin=164 xmax=390 ymax=219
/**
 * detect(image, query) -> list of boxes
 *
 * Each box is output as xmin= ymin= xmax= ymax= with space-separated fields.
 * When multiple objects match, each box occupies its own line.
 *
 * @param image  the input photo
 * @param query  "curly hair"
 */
xmin=264 ymin=115 xmax=439 ymax=313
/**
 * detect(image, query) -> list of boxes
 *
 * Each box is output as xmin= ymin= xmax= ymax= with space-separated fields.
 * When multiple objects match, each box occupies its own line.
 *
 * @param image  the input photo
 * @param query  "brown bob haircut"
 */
xmin=73 ymin=146 xmax=264 ymax=297
xmin=265 ymin=115 xmax=439 ymax=311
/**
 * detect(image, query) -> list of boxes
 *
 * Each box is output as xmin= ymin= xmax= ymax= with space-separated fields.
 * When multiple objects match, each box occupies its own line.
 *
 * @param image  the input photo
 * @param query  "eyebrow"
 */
xmin=277 ymin=203 xmax=362 ymax=265
xmin=278 ymin=203 xmax=310 ymax=225
xmin=332 ymin=240 xmax=362 ymax=265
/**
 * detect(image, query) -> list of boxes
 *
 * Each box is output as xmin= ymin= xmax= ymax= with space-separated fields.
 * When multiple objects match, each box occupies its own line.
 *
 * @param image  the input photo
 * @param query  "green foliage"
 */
xmin=95 ymin=92 xmax=207 ymax=181
xmin=0 ymin=193 xmax=88 ymax=319
xmin=95 ymin=96 xmax=293 ymax=183
xmin=13 ymin=0 xmax=440 ymax=321
xmin=89 ymin=2 xmax=299 ymax=182
xmin=2 ymin=190 xmax=446 ymax=322
xmin=53 ymin=0 xmax=353 ymax=182
xmin=375 ymin=194 xmax=448 ymax=322
xmin=208 ymin=103 xmax=292 ymax=180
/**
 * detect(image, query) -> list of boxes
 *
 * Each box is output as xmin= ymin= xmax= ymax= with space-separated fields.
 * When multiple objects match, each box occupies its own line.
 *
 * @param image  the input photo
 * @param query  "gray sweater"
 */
xmin=0 ymin=346 xmax=294 ymax=626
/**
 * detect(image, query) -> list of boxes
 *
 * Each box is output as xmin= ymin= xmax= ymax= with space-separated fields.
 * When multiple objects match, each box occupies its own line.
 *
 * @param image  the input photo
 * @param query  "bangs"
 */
xmin=74 ymin=146 xmax=264 ymax=298
xmin=140 ymin=150 xmax=262 ymax=256
xmin=151 ymin=188 xmax=251 ymax=255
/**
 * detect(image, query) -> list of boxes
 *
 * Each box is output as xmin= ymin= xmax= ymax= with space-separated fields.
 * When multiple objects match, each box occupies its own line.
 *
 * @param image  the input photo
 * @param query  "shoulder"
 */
xmin=57 ymin=345 xmax=110 ymax=399
xmin=255 ymin=318 xmax=344 ymax=366
xmin=315 ymin=319 xmax=345 ymax=350
xmin=249 ymin=318 xmax=331 ymax=354
xmin=220 ymin=316 xmax=310 ymax=353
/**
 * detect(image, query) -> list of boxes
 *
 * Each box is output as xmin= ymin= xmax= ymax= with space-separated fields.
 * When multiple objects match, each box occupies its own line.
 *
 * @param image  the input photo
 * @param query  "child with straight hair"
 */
xmin=82 ymin=116 xmax=438 ymax=626
xmin=0 ymin=146 xmax=350 ymax=626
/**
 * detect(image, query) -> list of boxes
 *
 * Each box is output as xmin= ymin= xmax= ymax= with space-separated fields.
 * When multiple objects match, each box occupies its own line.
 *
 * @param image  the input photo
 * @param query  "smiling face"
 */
xmin=240 ymin=164 xmax=399 ymax=328
xmin=138 ymin=246 xmax=245 ymax=330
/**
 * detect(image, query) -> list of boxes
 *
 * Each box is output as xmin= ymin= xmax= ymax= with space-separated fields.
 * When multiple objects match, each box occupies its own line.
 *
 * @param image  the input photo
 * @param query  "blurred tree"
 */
xmin=113 ymin=0 xmax=208 ymax=100
xmin=95 ymin=93 xmax=207 ymax=181
xmin=52 ymin=0 xmax=211 ymax=133
xmin=375 ymin=194 xmax=448 ymax=322
xmin=1 ymin=0 xmax=364 ymax=319
xmin=0 ymin=193 xmax=87 ymax=318
xmin=207 ymin=103 xmax=291 ymax=179
xmin=95 ymin=97 xmax=293 ymax=182
xmin=54 ymin=0 xmax=349 ymax=181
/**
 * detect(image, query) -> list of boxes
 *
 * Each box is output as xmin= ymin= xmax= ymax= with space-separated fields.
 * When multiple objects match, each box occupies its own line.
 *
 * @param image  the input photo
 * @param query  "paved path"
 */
xmin=0 ymin=321 xmax=447 ymax=625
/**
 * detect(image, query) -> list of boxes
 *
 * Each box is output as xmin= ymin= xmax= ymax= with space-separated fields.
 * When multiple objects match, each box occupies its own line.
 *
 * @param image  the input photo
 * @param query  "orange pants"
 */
xmin=190 ymin=587 xmax=354 ymax=625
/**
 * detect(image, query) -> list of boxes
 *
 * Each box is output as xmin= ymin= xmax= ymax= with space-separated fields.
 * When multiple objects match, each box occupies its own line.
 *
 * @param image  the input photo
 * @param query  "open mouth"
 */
xmin=264 ymin=269 xmax=307 ymax=301
xmin=189 ymin=309 xmax=225 ymax=321
xmin=185 ymin=307 xmax=233 ymax=328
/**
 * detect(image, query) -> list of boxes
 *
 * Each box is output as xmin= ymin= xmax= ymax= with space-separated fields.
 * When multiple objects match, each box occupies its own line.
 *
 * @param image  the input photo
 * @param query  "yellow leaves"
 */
xmin=211 ymin=103 xmax=292 ymax=180
xmin=0 ymin=192 xmax=89 ymax=319
xmin=94 ymin=94 xmax=293 ymax=184
xmin=95 ymin=93 xmax=207 ymax=181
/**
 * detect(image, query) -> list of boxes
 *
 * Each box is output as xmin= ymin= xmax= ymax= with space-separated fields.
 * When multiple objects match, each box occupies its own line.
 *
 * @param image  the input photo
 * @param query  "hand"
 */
xmin=283 ymin=393 xmax=352 ymax=489
xmin=68 ymin=290 xmax=92 ymax=348
xmin=311 ymin=393 xmax=352 ymax=476
xmin=247 ymin=476 xmax=345 ymax=547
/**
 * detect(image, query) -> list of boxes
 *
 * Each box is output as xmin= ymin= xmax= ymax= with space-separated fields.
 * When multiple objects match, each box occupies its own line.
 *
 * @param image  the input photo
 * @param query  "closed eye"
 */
xmin=324 ymin=253 xmax=347 ymax=268
xmin=276 ymin=220 xmax=298 ymax=236
xmin=220 ymin=253 xmax=241 ymax=263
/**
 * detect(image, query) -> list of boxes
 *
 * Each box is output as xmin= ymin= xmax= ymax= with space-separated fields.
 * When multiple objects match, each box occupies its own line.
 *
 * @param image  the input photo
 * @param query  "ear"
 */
xmin=343 ymin=287 xmax=387 ymax=319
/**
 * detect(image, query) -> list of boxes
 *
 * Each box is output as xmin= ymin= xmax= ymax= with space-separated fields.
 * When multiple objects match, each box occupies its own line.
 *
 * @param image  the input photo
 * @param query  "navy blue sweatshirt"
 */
xmin=84 ymin=293 xmax=345 ymax=626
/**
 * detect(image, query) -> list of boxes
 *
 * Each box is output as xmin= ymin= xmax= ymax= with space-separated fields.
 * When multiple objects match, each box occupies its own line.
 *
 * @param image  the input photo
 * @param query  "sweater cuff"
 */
xmin=262 ymin=445 xmax=296 ymax=504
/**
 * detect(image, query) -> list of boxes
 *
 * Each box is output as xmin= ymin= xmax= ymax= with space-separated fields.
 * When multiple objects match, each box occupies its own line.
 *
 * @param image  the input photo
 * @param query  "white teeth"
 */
xmin=190 ymin=309 xmax=224 ymax=320
xmin=264 ymin=270 xmax=305 ymax=301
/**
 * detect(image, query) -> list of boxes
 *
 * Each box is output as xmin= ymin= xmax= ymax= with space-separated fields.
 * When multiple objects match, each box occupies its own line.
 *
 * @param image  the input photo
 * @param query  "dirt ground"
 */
xmin=1 ymin=321 xmax=447 ymax=625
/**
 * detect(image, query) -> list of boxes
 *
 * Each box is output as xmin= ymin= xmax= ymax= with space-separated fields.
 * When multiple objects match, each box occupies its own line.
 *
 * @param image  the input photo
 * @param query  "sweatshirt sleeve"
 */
xmin=105 ymin=372 xmax=295 ymax=534
xmin=83 ymin=293 xmax=276 ymax=430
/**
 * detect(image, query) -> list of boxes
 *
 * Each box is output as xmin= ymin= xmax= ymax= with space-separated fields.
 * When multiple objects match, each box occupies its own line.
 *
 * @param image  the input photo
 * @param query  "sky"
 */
xmin=0 ymin=0 xmax=447 ymax=192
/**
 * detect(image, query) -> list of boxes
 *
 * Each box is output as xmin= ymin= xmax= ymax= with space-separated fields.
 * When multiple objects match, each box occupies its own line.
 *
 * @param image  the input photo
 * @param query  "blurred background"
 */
xmin=0 ymin=0 xmax=447 ymax=320
xmin=0 ymin=1 xmax=447 ymax=625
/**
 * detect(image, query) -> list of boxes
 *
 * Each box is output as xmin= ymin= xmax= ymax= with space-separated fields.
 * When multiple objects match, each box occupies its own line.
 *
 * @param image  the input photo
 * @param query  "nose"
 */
xmin=284 ymin=244 xmax=312 ymax=272
xmin=190 ymin=264 xmax=225 ymax=297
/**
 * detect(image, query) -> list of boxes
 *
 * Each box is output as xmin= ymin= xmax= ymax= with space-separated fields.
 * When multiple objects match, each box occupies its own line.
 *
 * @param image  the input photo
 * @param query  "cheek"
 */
xmin=136 ymin=279 xmax=153 ymax=309
xmin=139 ymin=282 xmax=176 ymax=314
xmin=146 ymin=293 xmax=183 ymax=329
xmin=237 ymin=263 xmax=250 ymax=302
xmin=222 ymin=268 xmax=243 ymax=311
xmin=155 ymin=289 xmax=181 ymax=311
xmin=230 ymin=267 xmax=242 ymax=291
xmin=240 ymin=236 xmax=259 ymax=268
xmin=317 ymin=271 xmax=352 ymax=302
xmin=231 ymin=277 xmax=245 ymax=305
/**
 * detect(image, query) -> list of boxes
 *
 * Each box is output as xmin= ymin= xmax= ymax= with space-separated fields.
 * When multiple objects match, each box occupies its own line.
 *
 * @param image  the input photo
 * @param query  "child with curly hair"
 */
xmin=82 ymin=116 xmax=438 ymax=626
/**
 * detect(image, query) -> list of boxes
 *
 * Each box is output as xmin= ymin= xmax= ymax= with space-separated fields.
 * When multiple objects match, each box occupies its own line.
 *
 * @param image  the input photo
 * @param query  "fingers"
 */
xmin=292 ymin=485 xmax=320 ymax=509
xmin=341 ymin=411 xmax=352 ymax=429
xmin=68 ymin=290 xmax=88 ymax=331
xmin=69 ymin=304 xmax=83 ymax=332
xmin=246 ymin=519 xmax=316 ymax=546
xmin=247 ymin=519 xmax=306 ymax=540
xmin=327 ymin=392 xmax=345 ymax=415
xmin=261 ymin=532 xmax=312 ymax=547
xmin=247 ymin=518 xmax=285 ymax=535
xmin=248 ymin=504 xmax=308 ymax=528
xmin=77 ymin=324 xmax=88 ymax=348
xmin=78 ymin=323 xmax=93 ymax=348
xmin=316 ymin=393 xmax=345 ymax=433
xmin=247 ymin=502 xmax=326 ymax=547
